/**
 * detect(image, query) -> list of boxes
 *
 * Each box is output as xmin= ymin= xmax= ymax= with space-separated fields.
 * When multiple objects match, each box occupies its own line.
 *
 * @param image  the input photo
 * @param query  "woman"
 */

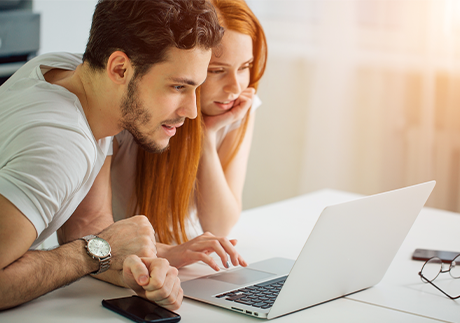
xmin=111 ymin=0 xmax=267 ymax=271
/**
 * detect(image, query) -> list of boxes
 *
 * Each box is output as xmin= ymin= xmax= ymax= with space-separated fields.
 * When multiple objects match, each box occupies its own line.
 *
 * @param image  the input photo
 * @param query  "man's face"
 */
xmin=119 ymin=47 xmax=211 ymax=153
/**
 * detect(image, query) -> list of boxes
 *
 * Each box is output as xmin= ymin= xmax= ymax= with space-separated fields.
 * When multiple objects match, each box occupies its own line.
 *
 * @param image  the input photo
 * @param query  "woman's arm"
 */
xmin=196 ymin=91 xmax=256 ymax=236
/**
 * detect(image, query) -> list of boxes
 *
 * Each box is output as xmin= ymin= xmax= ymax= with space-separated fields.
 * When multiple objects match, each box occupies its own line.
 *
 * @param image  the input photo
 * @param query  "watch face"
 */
xmin=88 ymin=237 xmax=111 ymax=257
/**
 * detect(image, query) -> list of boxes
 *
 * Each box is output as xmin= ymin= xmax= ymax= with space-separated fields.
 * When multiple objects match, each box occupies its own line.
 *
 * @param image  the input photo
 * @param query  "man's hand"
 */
xmin=97 ymin=215 xmax=157 ymax=271
xmin=123 ymin=255 xmax=183 ymax=311
xmin=158 ymin=232 xmax=248 ymax=271
xmin=203 ymin=87 xmax=255 ymax=135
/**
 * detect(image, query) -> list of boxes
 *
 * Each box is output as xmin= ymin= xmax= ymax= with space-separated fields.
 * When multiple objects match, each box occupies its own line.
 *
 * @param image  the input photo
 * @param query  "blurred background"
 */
xmin=244 ymin=0 xmax=460 ymax=213
xmin=2 ymin=0 xmax=460 ymax=213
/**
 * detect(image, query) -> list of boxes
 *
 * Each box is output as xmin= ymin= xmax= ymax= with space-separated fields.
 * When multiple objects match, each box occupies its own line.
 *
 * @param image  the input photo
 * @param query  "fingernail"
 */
xmin=226 ymin=261 xmax=230 ymax=268
xmin=139 ymin=275 xmax=149 ymax=284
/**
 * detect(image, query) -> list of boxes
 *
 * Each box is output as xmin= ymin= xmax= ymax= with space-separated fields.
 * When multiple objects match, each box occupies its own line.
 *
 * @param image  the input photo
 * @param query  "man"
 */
xmin=0 ymin=0 xmax=223 ymax=310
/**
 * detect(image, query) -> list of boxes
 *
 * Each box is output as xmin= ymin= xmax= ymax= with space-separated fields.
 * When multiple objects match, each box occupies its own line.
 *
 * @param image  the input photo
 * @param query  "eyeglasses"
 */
xmin=418 ymin=254 xmax=460 ymax=300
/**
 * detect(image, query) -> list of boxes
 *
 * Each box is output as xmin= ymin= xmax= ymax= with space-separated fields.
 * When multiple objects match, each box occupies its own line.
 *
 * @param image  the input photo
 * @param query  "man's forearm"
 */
xmin=0 ymin=239 xmax=98 ymax=310
xmin=92 ymin=265 xmax=126 ymax=287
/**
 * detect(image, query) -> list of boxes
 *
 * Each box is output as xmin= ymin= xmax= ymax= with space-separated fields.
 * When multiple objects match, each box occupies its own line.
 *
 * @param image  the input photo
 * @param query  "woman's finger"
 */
xmin=188 ymin=250 xmax=220 ymax=271
xmin=216 ymin=237 xmax=242 ymax=267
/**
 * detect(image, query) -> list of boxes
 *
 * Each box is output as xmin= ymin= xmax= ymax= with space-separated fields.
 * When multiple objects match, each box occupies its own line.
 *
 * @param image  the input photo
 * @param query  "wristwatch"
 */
xmin=80 ymin=234 xmax=112 ymax=275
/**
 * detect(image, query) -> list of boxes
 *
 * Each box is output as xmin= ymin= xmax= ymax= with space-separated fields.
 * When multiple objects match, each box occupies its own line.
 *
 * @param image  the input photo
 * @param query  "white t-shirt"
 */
xmin=111 ymin=95 xmax=262 ymax=229
xmin=0 ymin=53 xmax=113 ymax=249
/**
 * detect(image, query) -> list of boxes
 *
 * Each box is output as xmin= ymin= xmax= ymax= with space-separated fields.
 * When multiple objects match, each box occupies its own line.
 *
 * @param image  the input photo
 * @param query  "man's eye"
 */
xmin=208 ymin=69 xmax=224 ymax=74
xmin=174 ymin=85 xmax=185 ymax=91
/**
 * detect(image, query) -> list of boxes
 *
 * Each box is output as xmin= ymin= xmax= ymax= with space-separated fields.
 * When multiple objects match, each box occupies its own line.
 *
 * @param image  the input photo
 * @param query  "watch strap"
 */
xmin=81 ymin=234 xmax=97 ymax=242
xmin=95 ymin=255 xmax=112 ymax=275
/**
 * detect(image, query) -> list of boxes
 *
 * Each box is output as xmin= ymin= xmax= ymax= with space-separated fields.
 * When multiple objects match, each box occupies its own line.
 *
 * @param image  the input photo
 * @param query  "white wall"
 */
xmin=33 ymin=0 xmax=97 ymax=55
xmin=243 ymin=0 xmax=460 ymax=213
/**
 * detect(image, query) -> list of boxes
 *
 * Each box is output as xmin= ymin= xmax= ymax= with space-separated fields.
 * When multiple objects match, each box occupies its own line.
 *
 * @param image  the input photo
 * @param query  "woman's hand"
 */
xmin=157 ymin=232 xmax=248 ymax=271
xmin=202 ymin=87 xmax=255 ymax=136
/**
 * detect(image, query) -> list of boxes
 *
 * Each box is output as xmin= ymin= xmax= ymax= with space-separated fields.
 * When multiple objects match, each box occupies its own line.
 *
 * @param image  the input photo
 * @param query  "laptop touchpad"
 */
xmin=207 ymin=268 xmax=276 ymax=285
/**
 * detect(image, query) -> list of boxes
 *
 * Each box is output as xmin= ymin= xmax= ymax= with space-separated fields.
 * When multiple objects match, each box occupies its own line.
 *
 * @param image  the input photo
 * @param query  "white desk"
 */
xmin=1 ymin=189 xmax=458 ymax=322
xmin=345 ymin=205 xmax=460 ymax=322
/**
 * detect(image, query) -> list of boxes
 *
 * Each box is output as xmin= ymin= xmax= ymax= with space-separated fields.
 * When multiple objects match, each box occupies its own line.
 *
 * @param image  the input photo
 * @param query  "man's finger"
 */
xmin=124 ymin=255 xmax=150 ymax=286
xmin=142 ymin=258 xmax=170 ymax=292
xmin=146 ymin=266 xmax=178 ymax=301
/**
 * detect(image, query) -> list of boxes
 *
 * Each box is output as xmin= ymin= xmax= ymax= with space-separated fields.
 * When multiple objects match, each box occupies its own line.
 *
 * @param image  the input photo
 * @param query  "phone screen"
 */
xmin=102 ymin=295 xmax=181 ymax=323
xmin=412 ymin=248 xmax=460 ymax=263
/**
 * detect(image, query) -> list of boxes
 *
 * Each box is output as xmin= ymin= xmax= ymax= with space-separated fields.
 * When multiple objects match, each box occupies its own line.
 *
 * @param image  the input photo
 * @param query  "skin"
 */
xmin=0 ymin=46 xmax=211 ymax=310
xmin=196 ymin=29 xmax=257 ymax=237
xmin=156 ymin=233 xmax=247 ymax=271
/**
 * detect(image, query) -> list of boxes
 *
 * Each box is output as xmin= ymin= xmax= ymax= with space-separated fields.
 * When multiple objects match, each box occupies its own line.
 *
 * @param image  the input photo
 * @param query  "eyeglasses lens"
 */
xmin=450 ymin=255 xmax=460 ymax=279
xmin=421 ymin=257 xmax=442 ymax=282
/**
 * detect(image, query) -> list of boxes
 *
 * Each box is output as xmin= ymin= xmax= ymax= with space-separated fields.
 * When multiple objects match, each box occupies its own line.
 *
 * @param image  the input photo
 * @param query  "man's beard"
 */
xmin=118 ymin=76 xmax=167 ymax=154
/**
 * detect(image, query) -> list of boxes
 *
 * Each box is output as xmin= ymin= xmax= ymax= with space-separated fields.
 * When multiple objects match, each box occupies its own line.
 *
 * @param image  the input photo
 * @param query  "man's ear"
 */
xmin=106 ymin=51 xmax=133 ymax=85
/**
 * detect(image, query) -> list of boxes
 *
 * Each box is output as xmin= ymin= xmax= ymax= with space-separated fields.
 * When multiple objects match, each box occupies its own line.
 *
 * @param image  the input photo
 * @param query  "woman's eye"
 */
xmin=240 ymin=63 xmax=253 ymax=71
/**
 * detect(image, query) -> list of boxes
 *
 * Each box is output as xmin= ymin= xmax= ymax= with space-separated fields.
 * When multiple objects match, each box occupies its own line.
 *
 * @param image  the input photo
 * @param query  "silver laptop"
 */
xmin=182 ymin=181 xmax=436 ymax=319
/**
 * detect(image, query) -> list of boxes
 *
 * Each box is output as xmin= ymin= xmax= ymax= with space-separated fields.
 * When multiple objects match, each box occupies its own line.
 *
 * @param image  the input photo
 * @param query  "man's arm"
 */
xmin=0 ymin=155 xmax=116 ymax=309
xmin=0 ymin=194 xmax=99 ymax=310
xmin=0 ymin=194 xmax=180 ymax=310
xmin=58 ymin=155 xmax=182 ymax=309
xmin=56 ymin=155 xmax=155 ymax=286
xmin=0 ymin=156 xmax=182 ymax=311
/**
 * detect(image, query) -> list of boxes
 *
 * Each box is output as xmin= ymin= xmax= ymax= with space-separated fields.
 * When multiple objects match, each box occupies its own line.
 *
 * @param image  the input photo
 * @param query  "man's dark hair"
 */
xmin=83 ymin=0 xmax=224 ymax=78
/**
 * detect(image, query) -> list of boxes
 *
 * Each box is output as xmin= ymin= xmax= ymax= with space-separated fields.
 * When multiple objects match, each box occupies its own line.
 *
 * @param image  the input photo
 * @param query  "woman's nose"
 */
xmin=223 ymin=72 xmax=242 ymax=96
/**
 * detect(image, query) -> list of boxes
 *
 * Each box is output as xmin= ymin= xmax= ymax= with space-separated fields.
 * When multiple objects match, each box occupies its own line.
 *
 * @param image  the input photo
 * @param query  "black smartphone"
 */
xmin=102 ymin=295 xmax=181 ymax=323
xmin=412 ymin=248 xmax=460 ymax=264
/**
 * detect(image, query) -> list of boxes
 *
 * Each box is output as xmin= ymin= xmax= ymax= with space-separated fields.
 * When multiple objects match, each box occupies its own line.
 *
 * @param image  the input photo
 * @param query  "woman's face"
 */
xmin=200 ymin=29 xmax=253 ymax=116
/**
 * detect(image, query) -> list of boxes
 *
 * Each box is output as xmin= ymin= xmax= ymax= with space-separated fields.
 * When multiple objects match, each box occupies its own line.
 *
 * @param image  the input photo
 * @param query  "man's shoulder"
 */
xmin=26 ymin=52 xmax=83 ymax=70
xmin=1 ymin=83 xmax=88 ymax=134
xmin=0 ymin=52 xmax=83 ymax=91
xmin=1 ymin=53 xmax=89 ymax=139
xmin=0 ymin=91 xmax=97 ymax=169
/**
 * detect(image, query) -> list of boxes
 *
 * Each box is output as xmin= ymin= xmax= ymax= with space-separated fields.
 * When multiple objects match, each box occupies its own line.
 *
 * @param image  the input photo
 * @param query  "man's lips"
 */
xmin=162 ymin=121 xmax=184 ymax=129
xmin=161 ymin=121 xmax=184 ymax=137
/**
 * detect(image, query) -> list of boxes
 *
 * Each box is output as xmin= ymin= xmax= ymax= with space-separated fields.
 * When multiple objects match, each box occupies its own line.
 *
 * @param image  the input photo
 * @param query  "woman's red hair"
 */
xmin=134 ymin=95 xmax=202 ymax=244
xmin=210 ymin=0 xmax=268 ymax=169
xmin=133 ymin=0 xmax=267 ymax=244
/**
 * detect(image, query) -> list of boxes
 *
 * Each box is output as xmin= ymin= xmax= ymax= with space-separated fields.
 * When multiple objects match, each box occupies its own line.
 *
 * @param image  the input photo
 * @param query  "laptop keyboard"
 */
xmin=215 ymin=276 xmax=287 ymax=309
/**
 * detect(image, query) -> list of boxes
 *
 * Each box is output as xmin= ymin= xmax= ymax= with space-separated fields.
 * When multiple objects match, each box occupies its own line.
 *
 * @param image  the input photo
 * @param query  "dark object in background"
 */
xmin=0 ymin=0 xmax=40 ymax=85
xmin=412 ymin=248 xmax=460 ymax=264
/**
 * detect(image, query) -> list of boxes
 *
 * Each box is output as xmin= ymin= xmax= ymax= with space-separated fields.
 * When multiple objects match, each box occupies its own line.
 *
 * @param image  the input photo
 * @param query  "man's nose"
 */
xmin=178 ymin=93 xmax=198 ymax=119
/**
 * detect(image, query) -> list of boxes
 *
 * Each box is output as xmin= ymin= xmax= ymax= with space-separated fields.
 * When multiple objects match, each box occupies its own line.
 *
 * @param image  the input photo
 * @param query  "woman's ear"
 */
xmin=106 ymin=51 xmax=133 ymax=85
